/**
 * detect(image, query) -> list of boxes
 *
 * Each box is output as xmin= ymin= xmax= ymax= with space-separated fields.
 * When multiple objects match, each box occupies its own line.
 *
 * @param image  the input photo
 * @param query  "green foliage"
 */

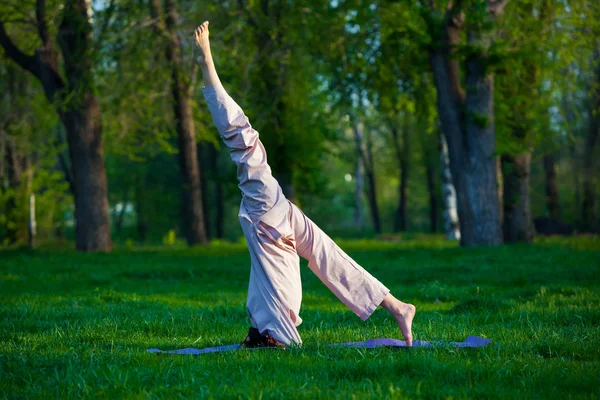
xmin=1 ymin=0 xmax=598 ymax=245
xmin=0 ymin=237 xmax=599 ymax=397
xmin=162 ymin=229 xmax=177 ymax=246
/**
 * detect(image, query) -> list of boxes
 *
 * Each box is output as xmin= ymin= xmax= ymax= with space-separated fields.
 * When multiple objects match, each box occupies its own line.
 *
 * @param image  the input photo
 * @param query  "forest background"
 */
xmin=0 ymin=0 xmax=598 ymax=250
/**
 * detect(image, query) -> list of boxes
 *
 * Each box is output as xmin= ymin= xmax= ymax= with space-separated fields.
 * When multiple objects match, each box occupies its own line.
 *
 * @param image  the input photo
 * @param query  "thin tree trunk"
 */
xmin=273 ymin=101 xmax=296 ymax=203
xmin=562 ymin=94 xmax=581 ymax=226
xmin=27 ymin=165 xmax=35 ymax=248
xmin=215 ymin=147 xmax=226 ymax=239
xmin=502 ymin=153 xmax=534 ymax=243
xmin=4 ymin=136 xmax=22 ymax=244
xmin=425 ymin=156 xmax=439 ymax=233
xmin=496 ymin=156 xmax=503 ymax=225
xmin=399 ymin=127 xmax=410 ymax=231
xmin=353 ymin=122 xmax=381 ymax=233
xmin=391 ymin=125 xmax=409 ymax=232
xmin=115 ymin=189 xmax=128 ymax=234
xmin=135 ymin=176 xmax=147 ymax=242
xmin=151 ymin=0 xmax=208 ymax=245
xmin=198 ymin=142 xmax=212 ymax=240
xmin=0 ymin=129 xmax=5 ymax=191
xmin=354 ymin=156 xmax=364 ymax=227
xmin=439 ymin=133 xmax=460 ymax=240
xmin=582 ymin=48 xmax=600 ymax=231
xmin=169 ymin=63 xmax=207 ymax=245
xmin=215 ymin=176 xmax=225 ymax=239
xmin=543 ymin=154 xmax=560 ymax=220
xmin=571 ymin=143 xmax=581 ymax=226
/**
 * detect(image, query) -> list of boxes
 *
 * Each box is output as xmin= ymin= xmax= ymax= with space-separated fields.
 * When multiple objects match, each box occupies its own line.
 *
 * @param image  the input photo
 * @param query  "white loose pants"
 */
xmin=203 ymin=85 xmax=389 ymax=346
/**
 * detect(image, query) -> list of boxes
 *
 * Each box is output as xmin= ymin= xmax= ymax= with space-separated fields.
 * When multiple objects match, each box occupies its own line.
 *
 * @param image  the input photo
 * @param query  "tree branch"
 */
xmin=237 ymin=0 xmax=260 ymax=31
xmin=94 ymin=0 xmax=116 ymax=50
xmin=418 ymin=0 xmax=435 ymax=11
xmin=35 ymin=0 xmax=51 ymax=45
xmin=0 ymin=22 xmax=38 ymax=77
xmin=148 ymin=0 xmax=167 ymax=34
xmin=488 ymin=0 xmax=509 ymax=16
xmin=188 ymin=61 xmax=198 ymax=96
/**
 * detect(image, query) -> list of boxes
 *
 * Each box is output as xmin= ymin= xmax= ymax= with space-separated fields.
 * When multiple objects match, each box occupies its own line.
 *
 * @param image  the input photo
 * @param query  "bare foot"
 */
xmin=193 ymin=21 xmax=212 ymax=66
xmin=393 ymin=302 xmax=416 ymax=346
xmin=380 ymin=294 xmax=416 ymax=346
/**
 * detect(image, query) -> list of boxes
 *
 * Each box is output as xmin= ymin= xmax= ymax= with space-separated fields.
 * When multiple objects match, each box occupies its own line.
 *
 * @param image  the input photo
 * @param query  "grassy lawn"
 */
xmin=1 ymin=236 xmax=599 ymax=399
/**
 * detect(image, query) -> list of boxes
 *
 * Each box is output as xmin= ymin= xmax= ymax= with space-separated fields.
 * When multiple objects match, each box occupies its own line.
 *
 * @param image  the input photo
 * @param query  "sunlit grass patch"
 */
xmin=0 ymin=236 xmax=599 ymax=398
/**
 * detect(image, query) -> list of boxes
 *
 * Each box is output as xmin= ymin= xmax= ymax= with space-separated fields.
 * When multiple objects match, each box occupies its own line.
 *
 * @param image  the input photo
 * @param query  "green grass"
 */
xmin=1 ymin=236 xmax=599 ymax=399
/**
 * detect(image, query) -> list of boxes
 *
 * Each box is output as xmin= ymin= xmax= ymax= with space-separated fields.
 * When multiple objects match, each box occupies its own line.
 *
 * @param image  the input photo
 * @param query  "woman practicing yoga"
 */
xmin=194 ymin=21 xmax=415 ymax=348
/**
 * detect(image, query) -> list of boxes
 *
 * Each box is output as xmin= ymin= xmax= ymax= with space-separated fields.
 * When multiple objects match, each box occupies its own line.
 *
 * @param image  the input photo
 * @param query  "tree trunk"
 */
xmin=439 ymin=133 xmax=460 ymax=240
xmin=156 ymin=0 xmax=208 ymax=245
xmin=462 ymin=29 xmax=503 ymax=245
xmin=27 ymin=166 xmax=36 ymax=249
xmin=198 ymin=142 xmax=212 ymax=240
xmin=134 ymin=175 xmax=147 ymax=242
xmin=215 ymin=176 xmax=225 ymax=239
xmin=502 ymin=153 xmax=534 ymax=243
xmin=353 ymin=122 xmax=381 ymax=233
xmin=171 ymin=72 xmax=207 ymax=245
xmin=273 ymin=102 xmax=296 ymax=202
xmin=0 ymin=0 xmax=112 ymax=251
xmin=215 ymin=147 xmax=226 ymax=239
xmin=425 ymin=156 xmax=439 ymax=233
xmin=496 ymin=156 xmax=503 ymax=225
xmin=543 ymin=154 xmax=560 ymax=220
xmin=4 ymin=136 xmax=22 ymax=244
xmin=428 ymin=6 xmax=503 ymax=246
xmin=60 ymin=103 xmax=112 ymax=250
xmin=582 ymin=49 xmax=600 ymax=231
xmin=57 ymin=0 xmax=111 ymax=251
xmin=354 ymin=156 xmax=364 ymax=228
xmin=391 ymin=125 xmax=409 ymax=232
xmin=115 ymin=188 xmax=128 ymax=234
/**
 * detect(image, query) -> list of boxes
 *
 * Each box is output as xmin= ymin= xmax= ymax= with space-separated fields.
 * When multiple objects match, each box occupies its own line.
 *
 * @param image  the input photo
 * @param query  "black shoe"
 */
xmin=240 ymin=327 xmax=285 ymax=349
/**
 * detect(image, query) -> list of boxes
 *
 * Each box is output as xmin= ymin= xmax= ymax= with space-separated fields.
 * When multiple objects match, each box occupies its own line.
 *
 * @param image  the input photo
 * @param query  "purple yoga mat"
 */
xmin=147 ymin=336 xmax=491 ymax=355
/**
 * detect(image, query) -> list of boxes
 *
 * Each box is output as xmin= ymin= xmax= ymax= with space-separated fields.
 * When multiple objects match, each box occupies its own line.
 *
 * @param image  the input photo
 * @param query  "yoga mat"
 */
xmin=147 ymin=336 xmax=491 ymax=355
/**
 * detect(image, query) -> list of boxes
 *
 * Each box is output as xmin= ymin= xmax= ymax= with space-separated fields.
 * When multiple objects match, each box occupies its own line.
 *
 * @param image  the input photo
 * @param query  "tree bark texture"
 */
xmin=198 ymin=142 xmax=212 ymax=240
xmin=150 ymin=0 xmax=208 ymax=245
xmin=439 ymin=134 xmax=460 ymax=240
xmin=502 ymin=153 xmax=534 ymax=243
xmin=463 ymin=29 xmax=503 ymax=245
xmin=391 ymin=125 xmax=409 ymax=232
xmin=3 ymin=135 xmax=23 ymax=244
xmin=0 ymin=0 xmax=112 ymax=251
xmin=354 ymin=156 xmax=364 ymax=228
xmin=496 ymin=156 xmax=503 ymax=225
xmin=428 ymin=3 xmax=503 ymax=246
xmin=542 ymin=154 xmax=560 ymax=220
xmin=426 ymin=156 xmax=439 ymax=233
xmin=582 ymin=48 xmax=600 ymax=231
xmin=353 ymin=122 xmax=381 ymax=233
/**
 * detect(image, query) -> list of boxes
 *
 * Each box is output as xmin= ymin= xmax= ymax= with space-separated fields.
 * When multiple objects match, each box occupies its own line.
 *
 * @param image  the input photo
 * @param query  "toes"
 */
xmin=194 ymin=21 xmax=209 ymax=38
